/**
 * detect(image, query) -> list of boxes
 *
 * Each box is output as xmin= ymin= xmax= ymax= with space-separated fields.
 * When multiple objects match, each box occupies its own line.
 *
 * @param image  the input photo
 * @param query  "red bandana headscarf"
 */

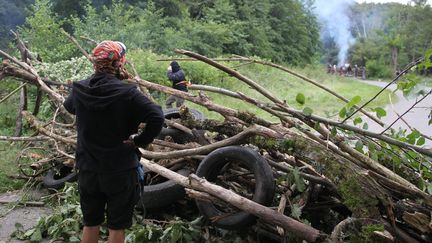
xmin=92 ymin=40 xmax=130 ymax=79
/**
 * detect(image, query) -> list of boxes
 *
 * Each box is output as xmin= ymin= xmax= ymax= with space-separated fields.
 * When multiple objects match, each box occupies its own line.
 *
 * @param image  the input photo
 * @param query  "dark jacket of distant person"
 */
xmin=167 ymin=61 xmax=188 ymax=92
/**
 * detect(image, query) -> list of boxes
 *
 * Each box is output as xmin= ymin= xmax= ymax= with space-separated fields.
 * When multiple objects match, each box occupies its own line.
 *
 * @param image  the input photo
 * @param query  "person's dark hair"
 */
xmin=170 ymin=61 xmax=181 ymax=72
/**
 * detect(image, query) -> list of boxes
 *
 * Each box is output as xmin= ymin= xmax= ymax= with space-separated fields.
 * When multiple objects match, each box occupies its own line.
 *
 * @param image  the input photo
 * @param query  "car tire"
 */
xmin=156 ymin=127 xmax=195 ymax=144
xmin=163 ymin=108 xmax=204 ymax=121
xmin=43 ymin=165 xmax=77 ymax=190
xmin=195 ymin=146 xmax=275 ymax=229
xmin=137 ymin=168 xmax=191 ymax=209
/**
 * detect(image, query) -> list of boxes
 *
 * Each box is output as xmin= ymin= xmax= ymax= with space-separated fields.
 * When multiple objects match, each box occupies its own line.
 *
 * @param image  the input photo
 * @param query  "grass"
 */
xmin=183 ymin=63 xmax=396 ymax=122
xmin=0 ymin=81 xmax=28 ymax=192
xmin=0 ymin=142 xmax=25 ymax=193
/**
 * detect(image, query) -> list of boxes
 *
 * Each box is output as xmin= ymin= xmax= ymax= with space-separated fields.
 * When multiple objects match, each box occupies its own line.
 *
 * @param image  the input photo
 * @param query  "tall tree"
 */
xmin=18 ymin=0 xmax=78 ymax=62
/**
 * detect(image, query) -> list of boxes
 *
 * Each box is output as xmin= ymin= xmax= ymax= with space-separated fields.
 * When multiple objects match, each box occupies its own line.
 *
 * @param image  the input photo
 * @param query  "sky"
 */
xmin=355 ymin=0 xmax=432 ymax=4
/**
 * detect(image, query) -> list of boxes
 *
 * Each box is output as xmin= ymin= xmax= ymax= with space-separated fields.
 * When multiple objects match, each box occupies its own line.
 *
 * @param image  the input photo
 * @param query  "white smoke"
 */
xmin=313 ymin=0 xmax=355 ymax=65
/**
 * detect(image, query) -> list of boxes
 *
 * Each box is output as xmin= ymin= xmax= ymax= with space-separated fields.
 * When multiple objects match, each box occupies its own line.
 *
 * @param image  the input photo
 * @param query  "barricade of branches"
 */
xmin=0 ymin=34 xmax=431 ymax=242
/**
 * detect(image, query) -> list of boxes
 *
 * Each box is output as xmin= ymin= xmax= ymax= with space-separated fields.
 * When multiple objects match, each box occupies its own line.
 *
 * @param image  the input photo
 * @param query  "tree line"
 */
xmin=1 ymin=0 xmax=320 ymax=65
xmin=348 ymin=1 xmax=431 ymax=78
xmin=1 ymin=0 xmax=431 ymax=78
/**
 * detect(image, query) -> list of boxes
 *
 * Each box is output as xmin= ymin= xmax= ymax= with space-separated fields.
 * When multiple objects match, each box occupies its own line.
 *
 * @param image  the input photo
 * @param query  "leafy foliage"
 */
xmin=125 ymin=217 xmax=201 ymax=243
xmin=17 ymin=0 xmax=79 ymax=62
xmin=348 ymin=2 xmax=432 ymax=79
xmin=12 ymin=183 xmax=82 ymax=242
xmin=14 ymin=0 xmax=319 ymax=66
xmin=34 ymin=56 xmax=93 ymax=83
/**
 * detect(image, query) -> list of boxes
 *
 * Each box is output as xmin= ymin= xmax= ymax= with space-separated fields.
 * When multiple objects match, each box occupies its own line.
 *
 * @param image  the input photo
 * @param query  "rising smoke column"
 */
xmin=313 ymin=0 xmax=355 ymax=65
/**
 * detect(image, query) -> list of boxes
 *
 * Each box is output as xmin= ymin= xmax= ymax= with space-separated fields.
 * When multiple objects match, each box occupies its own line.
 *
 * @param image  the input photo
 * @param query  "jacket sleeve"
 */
xmin=167 ymin=70 xmax=185 ymax=82
xmin=130 ymin=89 xmax=164 ymax=147
xmin=63 ymin=89 xmax=76 ymax=115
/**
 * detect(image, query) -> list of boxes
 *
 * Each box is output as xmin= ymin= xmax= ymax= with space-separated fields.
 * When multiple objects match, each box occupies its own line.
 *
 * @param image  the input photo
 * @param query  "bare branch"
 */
xmin=175 ymin=49 xmax=285 ymax=105
xmin=23 ymin=111 xmax=76 ymax=145
xmin=0 ymin=49 xmax=64 ymax=103
xmin=139 ymin=125 xmax=282 ymax=159
xmin=342 ymin=57 xmax=423 ymax=123
xmin=0 ymin=82 xmax=27 ymax=104
xmin=60 ymin=29 xmax=92 ymax=62
xmin=0 ymin=136 xmax=49 ymax=142
xmin=381 ymin=89 xmax=432 ymax=134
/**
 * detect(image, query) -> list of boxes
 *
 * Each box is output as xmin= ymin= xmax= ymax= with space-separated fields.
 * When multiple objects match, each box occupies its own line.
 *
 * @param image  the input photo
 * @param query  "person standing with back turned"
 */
xmin=63 ymin=41 xmax=164 ymax=243
xmin=165 ymin=60 xmax=188 ymax=108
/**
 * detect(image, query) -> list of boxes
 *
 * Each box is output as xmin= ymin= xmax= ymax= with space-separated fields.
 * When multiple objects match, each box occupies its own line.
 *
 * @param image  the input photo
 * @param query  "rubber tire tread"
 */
xmin=43 ymin=165 xmax=78 ymax=190
xmin=137 ymin=168 xmax=190 ymax=209
xmin=195 ymin=146 xmax=275 ymax=229
xmin=163 ymin=108 xmax=204 ymax=121
xmin=156 ymin=127 xmax=195 ymax=144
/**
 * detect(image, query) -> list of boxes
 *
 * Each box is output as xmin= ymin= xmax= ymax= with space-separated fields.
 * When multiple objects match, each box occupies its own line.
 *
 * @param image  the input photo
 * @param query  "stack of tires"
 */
xmin=137 ymin=107 xmax=205 ymax=209
xmin=142 ymin=108 xmax=275 ymax=229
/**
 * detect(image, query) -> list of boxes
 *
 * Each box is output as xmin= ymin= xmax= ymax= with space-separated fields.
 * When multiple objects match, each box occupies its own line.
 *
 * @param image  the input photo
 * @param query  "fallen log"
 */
xmin=139 ymin=157 xmax=323 ymax=242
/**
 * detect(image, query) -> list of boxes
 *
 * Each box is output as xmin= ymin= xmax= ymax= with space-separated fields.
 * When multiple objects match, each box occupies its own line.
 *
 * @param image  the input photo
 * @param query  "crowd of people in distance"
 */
xmin=327 ymin=63 xmax=367 ymax=80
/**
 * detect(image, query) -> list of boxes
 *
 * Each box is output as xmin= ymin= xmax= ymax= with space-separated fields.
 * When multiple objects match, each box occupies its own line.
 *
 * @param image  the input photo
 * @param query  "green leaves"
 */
xmin=159 ymin=217 xmax=200 ymax=243
xmin=404 ymin=130 xmax=426 ymax=146
xmin=355 ymin=140 xmax=364 ymax=153
xmin=427 ymin=183 xmax=432 ymax=195
xmin=396 ymin=76 xmax=419 ymax=97
xmin=297 ymin=93 xmax=312 ymax=117
xmin=290 ymin=203 xmax=302 ymax=219
xmin=354 ymin=117 xmax=363 ymax=125
xmin=12 ymin=184 xmax=82 ymax=242
xmin=339 ymin=107 xmax=347 ymax=119
xmin=30 ymin=228 xmax=43 ymax=242
xmin=293 ymin=167 xmax=306 ymax=192
xmin=373 ymin=107 xmax=387 ymax=119
xmin=417 ymin=137 xmax=426 ymax=146
xmin=302 ymin=107 xmax=313 ymax=116
xmin=331 ymin=127 xmax=338 ymax=137
xmin=296 ymin=93 xmax=306 ymax=105
xmin=347 ymin=96 xmax=362 ymax=108
xmin=339 ymin=96 xmax=362 ymax=119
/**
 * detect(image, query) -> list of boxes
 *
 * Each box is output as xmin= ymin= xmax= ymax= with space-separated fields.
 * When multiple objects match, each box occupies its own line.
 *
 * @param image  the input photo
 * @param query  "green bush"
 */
xmin=18 ymin=0 xmax=79 ymax=62
xmin=366 ymin=60 xmax=392 ymax=79
xmin=34 ymin=56 xmax=93 ymax=83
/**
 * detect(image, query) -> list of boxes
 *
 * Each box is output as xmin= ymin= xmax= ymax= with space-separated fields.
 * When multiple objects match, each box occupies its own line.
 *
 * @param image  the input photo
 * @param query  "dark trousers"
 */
xmin=165 ymin=95 xmax=184 ymax=108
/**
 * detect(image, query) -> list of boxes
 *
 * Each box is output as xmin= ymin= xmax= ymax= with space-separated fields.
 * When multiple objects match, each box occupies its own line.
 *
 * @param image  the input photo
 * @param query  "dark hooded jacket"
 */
xmin=64 ymin=73 xmax=164 ymax=173
xmin=167 ymin=61 xmax=187 ymax=92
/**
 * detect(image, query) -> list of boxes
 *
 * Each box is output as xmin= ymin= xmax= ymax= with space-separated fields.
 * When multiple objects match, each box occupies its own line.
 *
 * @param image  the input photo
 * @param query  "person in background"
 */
xmin=165 ymin=61 xmax=188 ymax=108
xmin=338 ymin=66 xmax=344 ymax=76
xmin=63 ymin=41 xmax=164 ymax=243
xmin=354 ymin=64 xmax=359 ymax=77
xmin=327 ymin=63 xmax=332 ymax=73
xmin=346 ymin=64 xmax=352 ymax=76
xmin=361 ymin=66 xmax=367 ymax=80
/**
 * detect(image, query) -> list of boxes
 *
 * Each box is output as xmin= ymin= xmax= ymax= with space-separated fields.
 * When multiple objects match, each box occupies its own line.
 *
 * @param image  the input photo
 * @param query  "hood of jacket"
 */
xmin=72 ymin=72 xmax=136 ymax=111
xmin=170 ymin=61 xmax=181 ymax=73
